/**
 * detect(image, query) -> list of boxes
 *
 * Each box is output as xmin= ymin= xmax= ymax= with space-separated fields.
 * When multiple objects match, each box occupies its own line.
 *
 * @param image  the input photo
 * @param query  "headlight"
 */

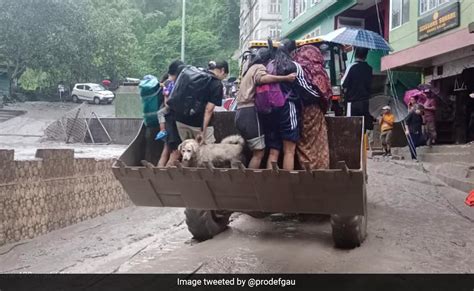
xmin=332 ymin=86 xmax=341 ymax=95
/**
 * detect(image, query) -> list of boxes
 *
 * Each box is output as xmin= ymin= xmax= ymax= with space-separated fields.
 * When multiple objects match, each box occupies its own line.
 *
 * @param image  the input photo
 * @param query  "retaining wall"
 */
xmin=85 ymin=118 xmax=142 ymax=145
xmin=0 ymin=149 xmax=131 ymax=247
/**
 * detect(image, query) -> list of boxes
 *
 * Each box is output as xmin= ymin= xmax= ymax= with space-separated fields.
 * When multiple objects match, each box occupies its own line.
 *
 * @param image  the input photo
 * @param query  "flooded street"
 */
xmin=1 ymin=160 xmax=472 ymax=273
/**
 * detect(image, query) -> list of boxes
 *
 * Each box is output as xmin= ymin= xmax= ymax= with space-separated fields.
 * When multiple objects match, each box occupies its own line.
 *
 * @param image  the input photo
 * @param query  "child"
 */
xmin=379 ymin=105 xmax=395 ymax=156
xmin=155 ymin=78 xmax=174 ymax=140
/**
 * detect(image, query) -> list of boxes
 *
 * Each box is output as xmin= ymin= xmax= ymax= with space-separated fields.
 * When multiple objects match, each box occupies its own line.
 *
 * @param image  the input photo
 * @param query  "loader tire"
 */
xmin=330 ymin=214 xmax=367 ymax=249
xmin=184 ymin=209 xmax=231 ymax=241
xmin=331 ymin=184 xmax=368 ymax=249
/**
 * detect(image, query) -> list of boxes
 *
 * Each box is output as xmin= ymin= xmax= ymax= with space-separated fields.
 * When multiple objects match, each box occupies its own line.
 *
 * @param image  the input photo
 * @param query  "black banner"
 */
xmin=1 ymin=274 xmax=474 ymax=291
xmin=418 ymin=1 xmax=460 ymax=41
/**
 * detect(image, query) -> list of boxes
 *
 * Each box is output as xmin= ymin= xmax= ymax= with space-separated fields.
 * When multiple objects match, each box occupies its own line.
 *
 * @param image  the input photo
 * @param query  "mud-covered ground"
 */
xmin=1 ymin=160 xmax=472 ymax=273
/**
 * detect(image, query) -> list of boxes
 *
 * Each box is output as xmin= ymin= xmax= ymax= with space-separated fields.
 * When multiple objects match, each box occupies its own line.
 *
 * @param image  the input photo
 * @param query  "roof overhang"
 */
xmin=381 ymin=27 xmax=474 ymax=71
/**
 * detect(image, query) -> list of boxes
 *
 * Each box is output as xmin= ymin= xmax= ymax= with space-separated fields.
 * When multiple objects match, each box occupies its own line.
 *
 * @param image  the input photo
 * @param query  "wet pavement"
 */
xmin=0 ymin=160 xmax=473 ymax=273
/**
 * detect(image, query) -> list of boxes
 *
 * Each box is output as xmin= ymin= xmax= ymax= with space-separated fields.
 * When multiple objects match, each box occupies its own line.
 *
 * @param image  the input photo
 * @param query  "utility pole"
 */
xmin=181 ymin=0 xmax=186 ymax=62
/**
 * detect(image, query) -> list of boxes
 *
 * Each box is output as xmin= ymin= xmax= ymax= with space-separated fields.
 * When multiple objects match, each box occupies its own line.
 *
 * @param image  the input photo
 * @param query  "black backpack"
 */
xmin=167 ymin=66 xmax=216 ymax=117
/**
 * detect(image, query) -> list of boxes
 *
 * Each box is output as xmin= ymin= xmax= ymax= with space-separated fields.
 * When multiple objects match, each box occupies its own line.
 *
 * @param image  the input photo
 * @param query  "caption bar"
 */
xmin=178 ymin=277 xmax=296 ymax=288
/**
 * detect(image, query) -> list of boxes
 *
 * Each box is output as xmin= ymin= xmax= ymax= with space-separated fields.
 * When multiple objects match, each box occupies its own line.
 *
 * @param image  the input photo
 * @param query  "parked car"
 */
xmin=71 ymin=83 xmax=115 ymax=104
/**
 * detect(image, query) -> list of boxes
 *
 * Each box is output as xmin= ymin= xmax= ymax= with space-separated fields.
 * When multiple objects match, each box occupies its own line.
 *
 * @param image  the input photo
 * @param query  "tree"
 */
xmin=88 ymin=8 xmax=141 ymax=81
xmin=0 ymin=0 xmax=93 ymax=95
xmin=0 ymin=0 xmax=241 ymax=99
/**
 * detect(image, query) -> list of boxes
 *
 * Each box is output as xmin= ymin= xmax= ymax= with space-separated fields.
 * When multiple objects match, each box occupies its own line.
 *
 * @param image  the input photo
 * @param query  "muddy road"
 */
xmin=0 ymin=160 xmax=473 ymax=273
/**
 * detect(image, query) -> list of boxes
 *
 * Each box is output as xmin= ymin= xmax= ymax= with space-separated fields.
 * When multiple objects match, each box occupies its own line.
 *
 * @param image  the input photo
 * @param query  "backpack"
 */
xmin=254 ymin=61 xmax=286 ymax=114
xmin=167 ymin=66 xmax=216 ymax=117
xmin=138 ymin=76 xmax=162 ymax=127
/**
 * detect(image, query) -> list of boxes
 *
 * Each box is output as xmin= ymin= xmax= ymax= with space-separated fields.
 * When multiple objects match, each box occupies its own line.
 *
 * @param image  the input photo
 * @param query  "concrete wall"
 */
xmin=389 ymin=0 xmax=474 ymax=52
xmin=0 ymin=149 xmax=132 ymax=247
xmin=85 ymin=118 xmax=142 ymax=145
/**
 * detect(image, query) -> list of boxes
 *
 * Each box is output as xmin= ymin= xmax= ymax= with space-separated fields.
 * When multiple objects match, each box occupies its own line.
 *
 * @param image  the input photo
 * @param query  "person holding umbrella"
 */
xmin=342 ymin=47 xmax=374 ymax=132
xmin=321 ymin=26 xmax=391 ymax=124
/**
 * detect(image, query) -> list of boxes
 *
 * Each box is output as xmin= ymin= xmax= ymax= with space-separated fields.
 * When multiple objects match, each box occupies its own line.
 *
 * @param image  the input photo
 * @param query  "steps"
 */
xmin=0 ymin=109 xmax=26 ymax=123
xmin=391 ymin=144 xmax=474 ymax=193
xmin=392 ymin=144 xmax=473 ymax=163
xmin=418 ymin=152 xmax=472 ymax=164
xmin=427 ymin=162 xmax=474 ymax=193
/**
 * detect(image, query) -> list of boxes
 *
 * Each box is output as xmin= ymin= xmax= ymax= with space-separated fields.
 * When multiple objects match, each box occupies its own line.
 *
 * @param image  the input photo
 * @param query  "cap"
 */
xmin=382 ymin=105 xmax=391 ymax=110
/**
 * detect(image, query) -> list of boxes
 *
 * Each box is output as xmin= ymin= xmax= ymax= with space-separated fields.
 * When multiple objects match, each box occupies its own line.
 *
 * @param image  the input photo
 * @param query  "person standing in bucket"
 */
xmin=235 ymin=48 xmax=296 ymax=169
xmin=157 ymin=60 xmax=185 ymax=167
xmin=138 ymin=74 xmax=164 ymax=163
xmin=379 ymin=105 xmax=395 ymax=157
xmin=174 ymin=60 xmax=229 ymax=144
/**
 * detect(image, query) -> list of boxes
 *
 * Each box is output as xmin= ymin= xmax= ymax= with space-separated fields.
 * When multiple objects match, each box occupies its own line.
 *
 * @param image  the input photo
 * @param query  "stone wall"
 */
xmin=0 ymin=149 xmax=131 ymax=247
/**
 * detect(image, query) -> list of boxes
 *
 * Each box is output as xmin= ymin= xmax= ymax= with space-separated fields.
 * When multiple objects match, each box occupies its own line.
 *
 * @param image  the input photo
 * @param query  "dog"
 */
xmin=178 ymin=135 xmax=245 ymax=168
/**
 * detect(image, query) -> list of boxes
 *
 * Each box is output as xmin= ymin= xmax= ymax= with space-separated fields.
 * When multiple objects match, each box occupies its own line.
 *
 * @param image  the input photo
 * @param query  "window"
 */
xmin=420 ymin=0 xmax=452 ymax=15
xmin=338 ymin=17 xmax=365 ymax=29
xmin=254 ymin=29 xmax=259 ymax=40
xmin=305 ymin=26 xmax=321 ymax=38
xmin=84 ymin=85 xmax=91 ymax=91
xmin=254 ymin=3 xmax=259 ymax=21
xmin=269 ymin=0 xmax=281 ymax=14
xmin=269 ymin=25 xmax=281 ymax=40
xmin=91 ymin=84 xmax=106 ymax=91
xmin=289 ymin=0 xmax=307 ymax=20
xmin=390 ymin=0 xmax=409 ymax=29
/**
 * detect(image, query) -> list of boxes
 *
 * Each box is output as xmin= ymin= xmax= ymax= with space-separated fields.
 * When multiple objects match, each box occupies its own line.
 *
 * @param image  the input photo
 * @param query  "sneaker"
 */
xmin=155 ymin=130 xmax=168 ymax=140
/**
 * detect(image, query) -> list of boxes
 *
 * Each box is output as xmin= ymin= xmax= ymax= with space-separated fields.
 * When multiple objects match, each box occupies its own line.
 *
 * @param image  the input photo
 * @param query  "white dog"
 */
xmin=178 ymin=135 xmax=245 ymax=168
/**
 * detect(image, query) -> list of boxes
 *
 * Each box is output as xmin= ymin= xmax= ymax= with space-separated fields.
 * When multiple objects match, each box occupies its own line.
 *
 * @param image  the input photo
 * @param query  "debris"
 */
xmin=465 ymin=190 xmax=474 ymax=207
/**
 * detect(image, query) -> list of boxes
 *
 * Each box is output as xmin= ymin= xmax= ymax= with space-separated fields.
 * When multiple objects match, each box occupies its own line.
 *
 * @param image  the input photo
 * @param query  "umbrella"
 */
xmin=369 ymin=95 xmax=408 ymax=122
xmin=417 ymin=83 xmax=440 ymax=97
xmin=403 ymin=89 xmax=427 ymax=106
xmin=321 ymin=27 xmax=392 ymax=51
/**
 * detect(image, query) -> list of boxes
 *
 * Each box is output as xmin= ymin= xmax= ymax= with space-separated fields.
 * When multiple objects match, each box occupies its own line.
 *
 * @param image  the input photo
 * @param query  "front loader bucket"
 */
xmin=113 ymin=112 xmax=366 ymax=216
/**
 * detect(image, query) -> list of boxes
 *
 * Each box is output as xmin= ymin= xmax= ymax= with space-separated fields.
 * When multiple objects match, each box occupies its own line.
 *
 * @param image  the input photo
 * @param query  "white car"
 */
xmin=71 ymin=83 xmax=115 ymax=105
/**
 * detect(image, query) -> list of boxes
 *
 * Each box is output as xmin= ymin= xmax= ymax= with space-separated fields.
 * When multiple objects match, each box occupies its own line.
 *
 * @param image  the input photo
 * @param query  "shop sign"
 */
xmin=418 ymin=1 xmax=460 ymax=41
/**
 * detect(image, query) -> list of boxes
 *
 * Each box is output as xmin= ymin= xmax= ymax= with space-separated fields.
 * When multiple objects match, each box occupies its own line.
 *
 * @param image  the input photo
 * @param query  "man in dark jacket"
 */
xmin=342 ymin=47 xmax=374 ymax=131
xmin=405 ymin=104 xmax=425 ymax=160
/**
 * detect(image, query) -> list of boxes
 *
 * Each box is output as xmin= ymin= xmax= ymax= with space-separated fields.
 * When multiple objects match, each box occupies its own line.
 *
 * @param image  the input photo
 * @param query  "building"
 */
xmin=381 ymin=0 xmax=474 ymax=143
xmin=280 ymin=0 xmax=402 ymax=98
xmin=239 ymin=0 xmax=283 ymax=54
xmin=281 ymin=0 xmax=393 ymax=72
